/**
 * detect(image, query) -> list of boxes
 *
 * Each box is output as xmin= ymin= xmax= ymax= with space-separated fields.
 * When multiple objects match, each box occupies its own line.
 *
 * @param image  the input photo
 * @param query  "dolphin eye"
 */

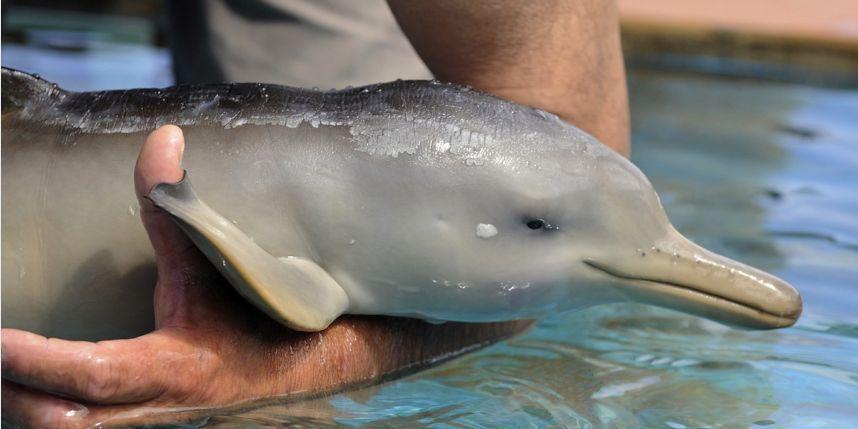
xmin=526 ymin=219 xmax=546 ymax=230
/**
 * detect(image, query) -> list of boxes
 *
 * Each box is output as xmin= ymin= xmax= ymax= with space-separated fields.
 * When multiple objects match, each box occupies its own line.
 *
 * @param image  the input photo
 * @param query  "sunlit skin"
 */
xmin=2 ymin=1 xmax=629 ymax=426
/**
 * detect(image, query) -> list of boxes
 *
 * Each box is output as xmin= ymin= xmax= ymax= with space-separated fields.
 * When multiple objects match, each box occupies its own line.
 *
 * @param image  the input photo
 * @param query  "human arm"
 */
xmin=388 ymin=0 xmax=630 ymax=155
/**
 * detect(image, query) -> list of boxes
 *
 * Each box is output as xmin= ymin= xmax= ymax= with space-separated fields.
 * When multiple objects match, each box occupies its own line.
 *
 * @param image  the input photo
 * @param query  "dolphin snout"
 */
xmin=585 ymin=229 xmax=802 ymax=329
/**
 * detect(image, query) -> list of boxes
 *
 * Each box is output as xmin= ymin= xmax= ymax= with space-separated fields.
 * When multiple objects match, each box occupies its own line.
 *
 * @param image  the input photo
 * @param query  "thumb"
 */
xmin=135 ymin=126 xmax=235 ymax=327
xmin=134 ymin=125 xmax=196 ymax=273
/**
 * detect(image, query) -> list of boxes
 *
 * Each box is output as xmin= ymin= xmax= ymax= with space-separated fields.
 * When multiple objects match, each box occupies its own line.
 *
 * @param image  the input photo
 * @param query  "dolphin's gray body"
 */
xmin=1 ymin=68 xmax=801 ymax=340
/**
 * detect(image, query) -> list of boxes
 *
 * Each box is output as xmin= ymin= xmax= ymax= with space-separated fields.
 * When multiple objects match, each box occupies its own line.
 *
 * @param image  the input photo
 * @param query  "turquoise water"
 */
xmin=3 ymin=44 xmax=856 ymax=427
xmin=207 ymin=71 xmax=858 ymax=428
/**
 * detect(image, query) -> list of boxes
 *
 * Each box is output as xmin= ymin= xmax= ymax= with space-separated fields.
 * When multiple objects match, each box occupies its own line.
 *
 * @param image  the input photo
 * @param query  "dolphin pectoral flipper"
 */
xmin=147 ymin=173 xmax=349 ymax=332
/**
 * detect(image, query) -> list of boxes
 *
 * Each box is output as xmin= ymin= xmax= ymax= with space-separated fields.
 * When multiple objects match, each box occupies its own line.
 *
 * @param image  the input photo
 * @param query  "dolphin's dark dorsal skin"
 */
xmin=1 ymin=67 xmax=800 ymax=340
xmin=4 ymin=67 xmax=564 ymax=141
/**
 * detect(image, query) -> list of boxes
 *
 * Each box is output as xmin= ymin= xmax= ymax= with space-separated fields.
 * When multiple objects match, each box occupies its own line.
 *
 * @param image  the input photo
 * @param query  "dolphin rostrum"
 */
xmin=1 ymin=68 xmax=801 ymax=339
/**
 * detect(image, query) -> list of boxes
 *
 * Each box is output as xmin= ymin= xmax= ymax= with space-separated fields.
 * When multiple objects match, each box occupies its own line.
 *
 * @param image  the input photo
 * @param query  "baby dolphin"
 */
xmin=1 ymin=68 xmax=801 ymax=339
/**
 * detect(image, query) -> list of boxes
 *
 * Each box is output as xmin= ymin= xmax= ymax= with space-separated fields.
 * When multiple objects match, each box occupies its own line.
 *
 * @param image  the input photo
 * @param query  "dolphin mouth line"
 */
xmin=581 ymin=260 xmax=791 ymax=321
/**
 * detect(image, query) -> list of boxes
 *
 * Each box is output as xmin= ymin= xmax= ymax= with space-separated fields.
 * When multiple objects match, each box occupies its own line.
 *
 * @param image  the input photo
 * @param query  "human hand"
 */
xmin=2 ymin=125 xmax=532 ymax=428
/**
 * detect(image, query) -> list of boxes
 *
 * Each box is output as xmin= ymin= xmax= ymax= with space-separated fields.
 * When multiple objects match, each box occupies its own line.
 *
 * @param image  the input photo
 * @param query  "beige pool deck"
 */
xmin=617 ymin=0 xmax=858 ymax=85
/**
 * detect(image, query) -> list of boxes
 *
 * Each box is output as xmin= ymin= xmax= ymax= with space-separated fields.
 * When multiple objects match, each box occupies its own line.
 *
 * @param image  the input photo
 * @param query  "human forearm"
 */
xmin=388 ymin=0 xmax=630 ymax=155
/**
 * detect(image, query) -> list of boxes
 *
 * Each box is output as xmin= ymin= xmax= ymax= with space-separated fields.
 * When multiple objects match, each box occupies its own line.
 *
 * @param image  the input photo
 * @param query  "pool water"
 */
xmin=3 ymin=45 xmax=856 ymax=427
xmin=205 ymin=71 xmax=857 ymax=428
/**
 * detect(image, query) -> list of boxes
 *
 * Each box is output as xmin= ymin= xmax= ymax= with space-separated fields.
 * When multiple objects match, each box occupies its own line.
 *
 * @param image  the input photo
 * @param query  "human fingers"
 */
xmin=134 ymin=125 xmax=223 ymax=326
xmin=2 ymin=380 xmax=92 ymax=429
xmin=134 ymin=125 xmax=197 ymax=268
xmin=134 ymin=124 xmax=185 ymax=204
xmin=0 ymin=380 xmax=186 ymax=429
xmin=1 ymin=329 xmax=183 ymax=405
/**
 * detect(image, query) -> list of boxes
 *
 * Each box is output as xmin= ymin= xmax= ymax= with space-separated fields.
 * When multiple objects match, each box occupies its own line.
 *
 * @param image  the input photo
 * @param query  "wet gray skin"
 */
xmin=1 ymin=68 xmax=801 ymax=339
